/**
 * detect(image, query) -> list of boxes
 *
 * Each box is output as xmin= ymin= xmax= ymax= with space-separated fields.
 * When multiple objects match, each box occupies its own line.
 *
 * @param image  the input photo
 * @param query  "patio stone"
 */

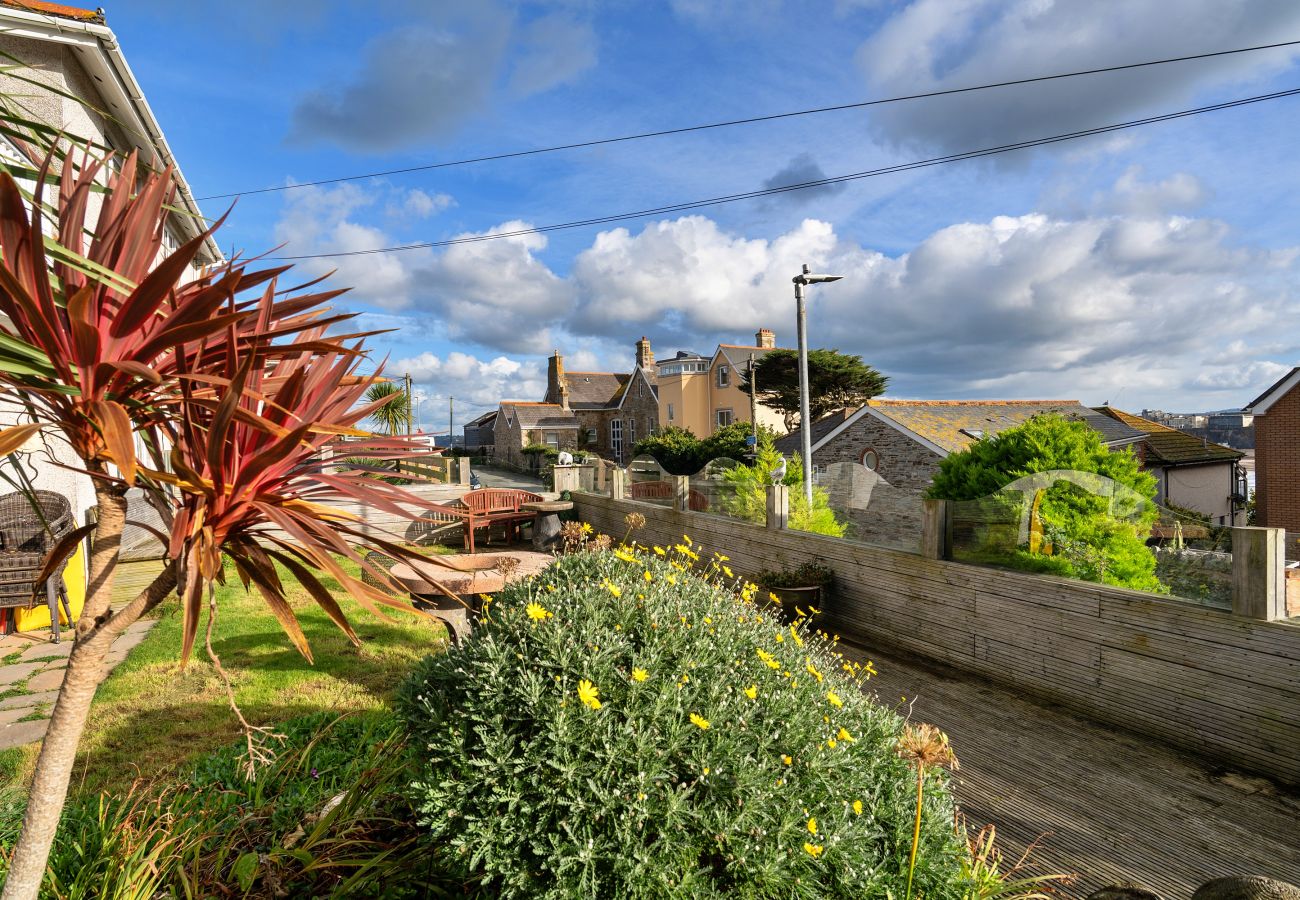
xmin=24 ymin=668 xmax=66 ymax=693
xmin=112 ymin=630 xmax=149 ymax=653
xmin=0 ymin=705 xmax=41 ymax=726
xmin=0 ymin=689 xmax=57 ymax=710
xmin=0 ymin=661 xmax=42 ymax=686
xmin=0 ymin=717 xmax=48 ymax=749
xmin=18 ymin=640 xmax=72 ymax=662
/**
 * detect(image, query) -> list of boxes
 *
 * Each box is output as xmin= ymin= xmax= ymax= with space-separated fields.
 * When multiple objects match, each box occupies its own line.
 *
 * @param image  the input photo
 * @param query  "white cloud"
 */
xmin=855 ymin=0 xmax=1300 ymax=156
xmin=395 ymin=189 xmax=456 ymax=220
xmin=277 ymin=179 xmax=1300 ymax=410
xmin=395 ymin=350 xmax=547 ymax=424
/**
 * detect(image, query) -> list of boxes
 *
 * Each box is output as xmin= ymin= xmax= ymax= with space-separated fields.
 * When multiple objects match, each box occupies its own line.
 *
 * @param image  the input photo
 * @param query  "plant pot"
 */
xmin=762 ymin=584 xmax=824 ymax=624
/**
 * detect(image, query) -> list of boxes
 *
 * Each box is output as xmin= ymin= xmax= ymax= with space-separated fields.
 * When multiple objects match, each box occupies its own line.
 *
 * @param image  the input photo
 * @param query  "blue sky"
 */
xmin=103 ymin=0 xmax=1300 ymax=429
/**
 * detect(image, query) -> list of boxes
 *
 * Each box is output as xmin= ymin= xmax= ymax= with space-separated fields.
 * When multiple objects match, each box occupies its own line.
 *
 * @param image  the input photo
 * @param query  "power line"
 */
xmin=198 ymin=38 xmax=1300 ymax=202
xmin=267 ymin=86 xmax=1300 ymax=261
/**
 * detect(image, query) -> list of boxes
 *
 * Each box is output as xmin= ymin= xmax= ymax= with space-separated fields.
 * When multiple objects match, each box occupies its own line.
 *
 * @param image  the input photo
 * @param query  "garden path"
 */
xmin=844 ymin=640 xmax=1300 ymax=899
xmin=0 ymin=560 xmax=164 ymax=751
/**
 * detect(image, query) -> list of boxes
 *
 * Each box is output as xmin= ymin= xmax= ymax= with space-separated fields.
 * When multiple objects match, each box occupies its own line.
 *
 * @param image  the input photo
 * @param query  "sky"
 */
xmin=98 ymin=0 xmax=1300 ymax=431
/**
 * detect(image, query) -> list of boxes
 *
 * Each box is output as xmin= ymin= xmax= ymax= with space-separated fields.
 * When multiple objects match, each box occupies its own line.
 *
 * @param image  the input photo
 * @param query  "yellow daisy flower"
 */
xmin=577 ymin=680 xmax=602 ymax=710
xmin=827 ymin=691 xmax=843 ymax=708
xmin=689 ymin=712 xmax=710 ymax=730
xmin=853 ymin=800 xmax=863 ymax=815
xmin=804 ymin=843 xmax=824 ymax=858
xmin=525 ymin=602 xmax=553 ymax=621
xmin=601 ymin=579 xmax=623 ymax=598
xmin=782 ymin=754 xmax=793 ymax=766
xmin=806 ymin=817 xmax=818 ymax=835
xmin=743 ymin=684 xmax=757 ymax=700
xmin=631 ymin=668 xmax=648 ymax=682
xmin=837 ymin=727 xmax=854 ymax=743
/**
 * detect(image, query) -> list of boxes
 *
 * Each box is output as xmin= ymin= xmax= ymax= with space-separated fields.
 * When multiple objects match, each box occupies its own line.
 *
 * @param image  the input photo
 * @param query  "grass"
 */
xmin=0 ymin=552 xmax=451 ymax=796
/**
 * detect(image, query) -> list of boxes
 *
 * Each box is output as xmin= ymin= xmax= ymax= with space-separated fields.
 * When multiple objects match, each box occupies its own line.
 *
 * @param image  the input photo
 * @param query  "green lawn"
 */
xmin=2 ymin=553 xmax=450 ymax=796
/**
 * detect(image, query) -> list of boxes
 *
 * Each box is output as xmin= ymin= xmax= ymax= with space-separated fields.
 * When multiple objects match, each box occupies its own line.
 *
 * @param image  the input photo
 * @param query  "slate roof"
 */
xmin=564 ymin=372 xmax=629 ymax=409
xmin=1093 ymin=406 xmax=1242 ymax=465
xmin=774 ymin=408 xmax=855 ymax=455
xmin=499 ymin=402 xmax=579 ymax=429
xmin=464 ymin=410 xmax=497 ymax=428
xmin=778 ymin=399 xmax=1145 ymax=458
xmin=866 ymin=400 xmax=1144 ymax=453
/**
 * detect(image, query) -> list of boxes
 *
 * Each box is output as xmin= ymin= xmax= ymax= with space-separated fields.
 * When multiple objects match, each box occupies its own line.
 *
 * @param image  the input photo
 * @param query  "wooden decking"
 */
xmin=844 ymin=641 xmax=1300 ymax=898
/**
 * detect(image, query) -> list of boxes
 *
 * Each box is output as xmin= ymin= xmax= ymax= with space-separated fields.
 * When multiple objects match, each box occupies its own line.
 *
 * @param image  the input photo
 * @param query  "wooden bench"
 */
xmin=628 ymin=480 xmax=710 ymax=512
xmin=422 ymin=489 xmax=544 ymax=554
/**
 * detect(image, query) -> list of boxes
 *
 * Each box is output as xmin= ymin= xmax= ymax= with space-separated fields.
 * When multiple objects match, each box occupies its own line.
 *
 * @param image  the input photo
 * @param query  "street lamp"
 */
xmin=792 ymin=263 xmax=843 ymax=507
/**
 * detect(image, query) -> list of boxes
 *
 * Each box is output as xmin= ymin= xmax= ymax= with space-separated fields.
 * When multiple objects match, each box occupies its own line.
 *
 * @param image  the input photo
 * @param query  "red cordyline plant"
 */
xmin=0 ymin=152 xmax=454 ymax=900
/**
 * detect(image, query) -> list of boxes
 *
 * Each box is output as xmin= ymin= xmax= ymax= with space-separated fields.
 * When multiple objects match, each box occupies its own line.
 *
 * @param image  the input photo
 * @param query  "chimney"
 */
xmin=755 ymin=328 xmax=775 ymax=349
xmin=636 ymin=336 xmax=654 ymax=370
xmin=546 ymin=350 xmax=566 ymax=407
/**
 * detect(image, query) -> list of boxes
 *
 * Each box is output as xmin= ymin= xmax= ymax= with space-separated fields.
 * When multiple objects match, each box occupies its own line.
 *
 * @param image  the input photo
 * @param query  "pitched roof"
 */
xmin=775 ymin=408 xmax=855 ymax=455
xmin=499 ymin=402 xmax=579 ymax=429
xmin=564 ymin=372 xmax=629 ymax=409
xmin=0 ymin=0 xmax=102 ymax=21
xmin=779 ymin=399 xmax=1146 ymax=459
xmin=1245 ymin=366 xmax=1300 ymax=414
xmin=464 ymin=410 xmax=497 ymax=428
xmin=1093 ymin=406 xmax=1242 ymax=465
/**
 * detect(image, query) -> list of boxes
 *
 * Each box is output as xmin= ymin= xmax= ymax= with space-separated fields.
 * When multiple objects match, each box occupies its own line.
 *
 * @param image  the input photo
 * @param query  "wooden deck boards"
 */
xmin=844 ymin=641 xmax=1300 ymax=898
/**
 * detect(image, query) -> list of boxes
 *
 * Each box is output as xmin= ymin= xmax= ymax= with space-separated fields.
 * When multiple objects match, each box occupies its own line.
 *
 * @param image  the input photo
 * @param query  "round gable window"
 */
xmin=860 ymin=447 xmax=880 ymax=471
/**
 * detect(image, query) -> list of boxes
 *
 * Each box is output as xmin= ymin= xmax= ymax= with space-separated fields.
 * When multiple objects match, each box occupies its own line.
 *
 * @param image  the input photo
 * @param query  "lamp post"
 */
xmin=792 ymin=263 xmax=843 ymax=507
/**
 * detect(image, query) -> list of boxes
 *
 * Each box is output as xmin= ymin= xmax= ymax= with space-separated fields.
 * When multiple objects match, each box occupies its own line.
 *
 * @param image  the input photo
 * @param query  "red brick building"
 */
xmin=1246 ymin=368 xmax=1300 ymax=555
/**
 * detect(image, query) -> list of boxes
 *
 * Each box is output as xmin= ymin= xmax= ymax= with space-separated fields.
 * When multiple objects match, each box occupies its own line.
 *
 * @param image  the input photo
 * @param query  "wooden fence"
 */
xmin=570 ymin=488 xmax=1300 ymax=786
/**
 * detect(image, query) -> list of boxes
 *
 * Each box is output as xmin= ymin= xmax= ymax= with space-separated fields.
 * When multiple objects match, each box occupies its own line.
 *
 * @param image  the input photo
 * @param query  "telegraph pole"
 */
xmin=449 ymin=397 xmax=455 ymax=451
xmin=403 ymin=372 xmax=413 ymax=437
xmin=748 ymin=353 xmax=759 ymax=460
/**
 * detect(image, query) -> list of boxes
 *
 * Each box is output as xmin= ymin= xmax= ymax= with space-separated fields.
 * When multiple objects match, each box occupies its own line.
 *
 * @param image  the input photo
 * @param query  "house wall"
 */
xmin=1163 ymin=462 xmax=1238 ymax=525
xmin=815 ymin=412 xmax=945 ymax=492
xmin=657 ymin=372 xmax=711 ymax=436
xmin=463 ymin=421 xmax=495 ymax=450
xmin=1254 ymin=389 xmax=1300 ymax=557
xmin=572 ymin=492 xmax=1300 ymax=786
xmin=493 ymin=413 xmax=525 ymax=469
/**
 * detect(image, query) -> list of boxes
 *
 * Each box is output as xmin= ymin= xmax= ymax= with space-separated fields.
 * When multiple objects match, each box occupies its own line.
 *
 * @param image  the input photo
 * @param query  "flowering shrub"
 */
xmin=398 ymin=540 xmax=972 ymax=897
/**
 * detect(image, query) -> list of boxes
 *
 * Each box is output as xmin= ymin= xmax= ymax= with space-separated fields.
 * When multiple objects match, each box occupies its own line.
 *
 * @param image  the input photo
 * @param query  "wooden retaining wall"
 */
xmin=573 ymin=492 xmax=1300 ymax=786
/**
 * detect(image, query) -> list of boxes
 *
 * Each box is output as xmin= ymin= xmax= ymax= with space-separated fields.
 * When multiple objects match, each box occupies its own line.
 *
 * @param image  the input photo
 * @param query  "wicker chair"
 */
xmin=0 ymin=490 xmax=75 ymax=642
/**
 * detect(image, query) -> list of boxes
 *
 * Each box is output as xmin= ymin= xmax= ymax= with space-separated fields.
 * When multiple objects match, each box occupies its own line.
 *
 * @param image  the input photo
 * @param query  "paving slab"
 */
xmin=111 ymin=630 xmax=149 ymax=653
xmin=24 ymin=668 xmax=67 ymax=693
xmin=0 ymin=662 xmax=42 ymax=687
xmin=0 ymin=717 xmax=49 ymax=749
xmin=0 ymin=689 xmax=57 ymax=711
xmin=0 ymin=706 xmax=41 ymax=726
xmin=18 ymin=641 xmax=72 ymax=663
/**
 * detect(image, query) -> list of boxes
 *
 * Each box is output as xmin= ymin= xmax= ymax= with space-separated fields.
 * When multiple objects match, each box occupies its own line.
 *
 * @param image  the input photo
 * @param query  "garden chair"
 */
xmin=0 ymin=490 xmax=76 ymax=642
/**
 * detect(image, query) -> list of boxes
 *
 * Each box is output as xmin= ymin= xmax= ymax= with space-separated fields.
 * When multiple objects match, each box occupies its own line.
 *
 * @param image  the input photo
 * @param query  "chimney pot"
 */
xmin=755 ymin=328 xmax=775 ymax=349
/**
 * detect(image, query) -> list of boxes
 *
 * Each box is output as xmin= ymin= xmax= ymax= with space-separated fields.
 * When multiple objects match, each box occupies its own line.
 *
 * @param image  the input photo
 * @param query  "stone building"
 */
xmin=541 ymin=338 xmax=660 ymax=466
xmin=492 ymin=402 xmax=580 ymax=469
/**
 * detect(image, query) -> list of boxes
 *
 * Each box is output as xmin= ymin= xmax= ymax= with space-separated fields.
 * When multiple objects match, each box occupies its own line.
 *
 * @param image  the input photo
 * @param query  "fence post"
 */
xmin=611 ymin=468 xmax=626 ymax=501
xmin=673 ymin=475 xmax=690 ymax=512
xmin=596 ymin=461 xmax=607 ymax=492
xmin=457 ymin=458 xmax=471 ymax=485
xmin=765 ymin=484 xmax=789 ymax=530
xmin=921 ymin=499 xmax=951 ymax=560
xmin=1231 ymin=526 xmax=1287 ymax=620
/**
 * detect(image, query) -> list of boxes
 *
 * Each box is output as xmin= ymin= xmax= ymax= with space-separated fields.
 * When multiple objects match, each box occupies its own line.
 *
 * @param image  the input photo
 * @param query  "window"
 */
xmin=667 ymin=402 xmax=675 ymax=422
xmin=610 ymin=420 xmax=623 ymax=460
xmin=638 ymin=381 xmax=644 ymax=398
xmin=715 ymin=409 xmax=733 ymax=428
xmin=544 ymin=431 xmax=559 ymax=448
xmin=585 ymin=427 xmax=597 ymax=444
xmin=860 ymin=447 xmax=880 ymax=471
xmin=628 ymin=418 xmax=637 ymax=446
xmin=717 ymin=365 xmax=730 ymax=387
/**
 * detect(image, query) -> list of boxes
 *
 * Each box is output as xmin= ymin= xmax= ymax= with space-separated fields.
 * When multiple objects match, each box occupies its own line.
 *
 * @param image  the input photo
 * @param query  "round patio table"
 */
xmin=522 ymin=500 xmax=574 ymax=551
xmin=388 ymin=557 xmax=492 ymax=644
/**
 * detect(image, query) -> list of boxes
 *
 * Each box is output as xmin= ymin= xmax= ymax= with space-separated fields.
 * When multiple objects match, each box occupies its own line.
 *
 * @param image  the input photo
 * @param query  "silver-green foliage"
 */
xmin=398 ymin=545 xmax=971 ymax=898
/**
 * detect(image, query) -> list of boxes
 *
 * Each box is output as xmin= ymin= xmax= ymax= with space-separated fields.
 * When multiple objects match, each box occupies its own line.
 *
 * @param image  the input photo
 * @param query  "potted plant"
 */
xmin=755 ymin=560 xmax=833 ymax=623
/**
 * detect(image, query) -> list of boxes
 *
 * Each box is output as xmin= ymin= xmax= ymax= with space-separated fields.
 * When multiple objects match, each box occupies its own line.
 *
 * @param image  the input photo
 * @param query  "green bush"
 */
xmin=397 ymin=545 xmax=970 ymax=898
xmin=927 ymin=414 xmax=1163 ymax=593
xmin=722 ymin=441 xmax=847 ymax=537
xmin=634 ymin=423 xmax=779 ymax=475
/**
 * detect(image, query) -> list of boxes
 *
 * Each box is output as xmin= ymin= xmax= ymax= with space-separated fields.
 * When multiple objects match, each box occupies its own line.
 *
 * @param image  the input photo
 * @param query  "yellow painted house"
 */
xmin=656 ymin=329 xmax=788 ymax=438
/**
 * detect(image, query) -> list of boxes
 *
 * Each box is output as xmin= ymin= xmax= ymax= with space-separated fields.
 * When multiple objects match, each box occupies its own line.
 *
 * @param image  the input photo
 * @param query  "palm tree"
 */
xmin=364 ymin=381 xmax=410 ymax=436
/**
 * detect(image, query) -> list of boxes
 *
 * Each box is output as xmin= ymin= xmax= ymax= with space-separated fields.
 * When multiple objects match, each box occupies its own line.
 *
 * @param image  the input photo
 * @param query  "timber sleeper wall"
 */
xmin=572 ymin=492 xmax=1300 ymax=786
